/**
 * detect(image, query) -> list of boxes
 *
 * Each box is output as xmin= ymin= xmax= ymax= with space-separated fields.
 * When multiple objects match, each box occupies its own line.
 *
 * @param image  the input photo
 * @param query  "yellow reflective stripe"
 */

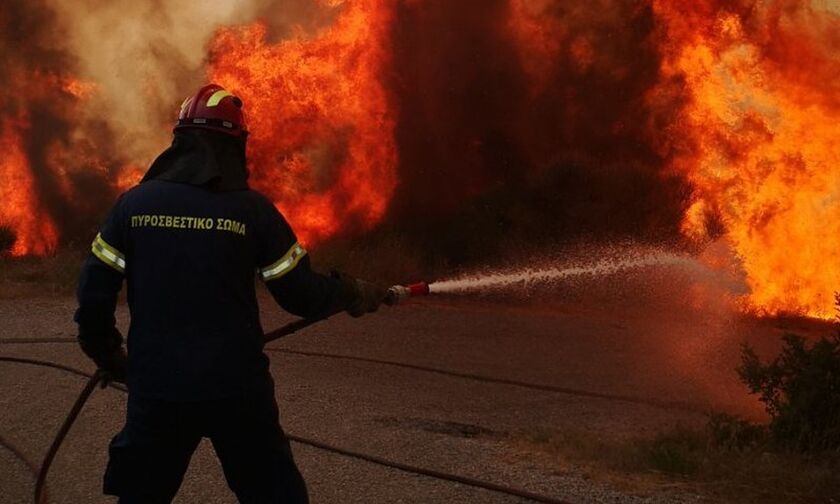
xmin=206 ymin=90 xmax=233 ymax=107
xmin=94 ymin=233 xmax=124 ymax=262
xmin=91 ymin=233 xmax=126 ymax=273
xmin=261 ymin=243 xmax=307 ymax=281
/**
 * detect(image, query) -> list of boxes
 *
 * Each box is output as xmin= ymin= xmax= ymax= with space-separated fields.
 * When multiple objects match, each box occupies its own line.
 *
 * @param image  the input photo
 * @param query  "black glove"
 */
xmin=78 ymin=326 xmax=127 ymax=384
xmin=332 ymin=271 xmax=387 ymax=318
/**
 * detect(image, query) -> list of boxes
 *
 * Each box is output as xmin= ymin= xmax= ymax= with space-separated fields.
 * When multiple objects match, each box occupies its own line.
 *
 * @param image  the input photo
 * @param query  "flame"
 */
xmin=0 ymin=64 xmax=123 ymax=256
xmin=114 ymin=164 xmax=146 ymax=193
xmin=651 ymin=1 xmax=840 ymax=318
xmin=61 ymin=77 xmax=96 ymax=100
xmin=508 ymin=0 xmax=840 ymax=317
xmin=208 ymin=0 xmax=398 ymax=246
xmin=0 ymin=117 xmax=58 ymax=256
xmin=0 ymin=63 xmax=71 ymax=256
xmin=3 ymin=0 xmax=837 ymax=322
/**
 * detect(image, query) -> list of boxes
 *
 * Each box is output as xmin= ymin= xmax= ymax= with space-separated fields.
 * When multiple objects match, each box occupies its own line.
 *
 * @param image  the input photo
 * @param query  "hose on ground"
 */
xmin=0 ymin=337 xmax=702 ymax=413
xmin=0 ymin=349 xmax=570 ymax=504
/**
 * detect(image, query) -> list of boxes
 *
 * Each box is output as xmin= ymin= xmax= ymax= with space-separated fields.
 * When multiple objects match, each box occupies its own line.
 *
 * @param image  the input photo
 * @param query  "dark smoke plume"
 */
xmin=1 ymin=1 xmax=118 ymax=244
xmin=2 ymin=0 xmax=692 ymax=263
xmin=386 ymin=0 xmax=690 ymax=265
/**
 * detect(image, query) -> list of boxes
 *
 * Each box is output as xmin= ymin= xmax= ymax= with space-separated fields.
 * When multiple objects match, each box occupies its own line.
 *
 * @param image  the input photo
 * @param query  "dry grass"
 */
xmin=506 ymin=424 xmax=840 ymax=503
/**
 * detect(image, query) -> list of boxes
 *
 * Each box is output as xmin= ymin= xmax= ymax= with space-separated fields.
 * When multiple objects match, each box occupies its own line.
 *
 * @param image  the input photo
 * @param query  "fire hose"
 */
xmin=0 ymin=282 xmax=572 ymax=504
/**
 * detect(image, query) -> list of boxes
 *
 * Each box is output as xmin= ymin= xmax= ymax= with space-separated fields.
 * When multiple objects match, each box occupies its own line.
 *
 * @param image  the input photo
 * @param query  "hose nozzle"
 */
xmin=385 ymin=281 xmax=430 ymax=305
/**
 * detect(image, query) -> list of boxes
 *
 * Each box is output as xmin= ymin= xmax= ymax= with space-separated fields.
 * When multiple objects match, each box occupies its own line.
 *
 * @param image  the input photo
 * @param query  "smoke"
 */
xmin=385 ymin=0 xmax=690 ymax=265
xmin=44 ymin=0 xmax=353 ymax=164
xmin=0 ymin=0 xmax=694 ymax=260
xmin=43 ymin=0 xmax=692 ymax=253
xmin=0 ymin=0 xmax=331 ymax=253
xmin=2 ymin=0 xmax=836 ymax=317
xmin=0 ymin=0 xmax=113 ymax=252
xmin=45 ymin=0 xmax=256 ymax=163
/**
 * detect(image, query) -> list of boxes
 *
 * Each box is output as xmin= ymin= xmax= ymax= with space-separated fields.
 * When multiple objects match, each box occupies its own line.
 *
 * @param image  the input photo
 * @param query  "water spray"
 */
xmin=386 ymin=251 xmax=688 ymax=304
xmin=16 ymin=249 xmax=689 ymax=504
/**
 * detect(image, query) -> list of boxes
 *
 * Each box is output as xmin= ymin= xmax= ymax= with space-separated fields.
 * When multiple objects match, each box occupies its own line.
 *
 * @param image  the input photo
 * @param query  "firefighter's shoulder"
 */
xmin=116 ymin=179 xmax=160 ymax=208
xmin=244 ymin=189 xmax=278 ymax=211
xmin=244 ymin=189 xmax=292 ymax=225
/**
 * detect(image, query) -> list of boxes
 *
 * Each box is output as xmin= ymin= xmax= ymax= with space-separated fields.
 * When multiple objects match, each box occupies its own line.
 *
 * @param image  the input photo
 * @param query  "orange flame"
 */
xmin=651 ymin=1 xmax=840 ymax=318
xmin=0 ymin=69 xmax=123 ymax=256
xmin=3 ymin=0 xmax=837 ymax=323
xmin=0 ymin=117 xmax=58 ymax=256
xmin=208 ymin=0 xmax=398 ymax=246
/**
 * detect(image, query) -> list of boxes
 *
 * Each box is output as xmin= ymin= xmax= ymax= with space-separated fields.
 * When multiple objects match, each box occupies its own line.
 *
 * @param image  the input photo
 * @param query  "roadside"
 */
xmin=1 ymin=255 xmax=837 ymax=502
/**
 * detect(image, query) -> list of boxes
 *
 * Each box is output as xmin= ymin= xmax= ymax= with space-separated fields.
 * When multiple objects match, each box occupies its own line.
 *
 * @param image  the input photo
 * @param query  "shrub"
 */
xmin=737 ymin=295 xmax=840 ymax=451
xmin=706 ymin=412 xmax=766 ymax=451
xmin=638 ymin=427 xmax=704 ymax=476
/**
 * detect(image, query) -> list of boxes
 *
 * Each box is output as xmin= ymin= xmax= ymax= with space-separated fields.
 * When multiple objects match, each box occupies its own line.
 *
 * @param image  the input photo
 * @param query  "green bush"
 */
xmin=737 ymin=295 xmax=840 ymax=452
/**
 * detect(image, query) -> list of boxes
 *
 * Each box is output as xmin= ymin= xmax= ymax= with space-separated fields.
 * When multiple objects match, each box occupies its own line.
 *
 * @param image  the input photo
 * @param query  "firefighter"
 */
xmin=74 ymin=84 xmax=386 ymax=504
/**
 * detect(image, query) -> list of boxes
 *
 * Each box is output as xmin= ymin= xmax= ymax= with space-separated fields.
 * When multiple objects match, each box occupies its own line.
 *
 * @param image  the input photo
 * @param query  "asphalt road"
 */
xmin=0 ymin=268 xmax=831 ymax=503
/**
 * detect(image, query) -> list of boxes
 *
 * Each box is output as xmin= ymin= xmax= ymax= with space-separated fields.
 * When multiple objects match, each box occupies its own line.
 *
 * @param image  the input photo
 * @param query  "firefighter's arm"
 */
xmin=261 ymin=251 xmax=344 ymax=319
xmin=73 ymin=208 xmax=128 ymax=382
xmin=262 ymin=253 xmax=386 ymax=319
xmin=257 ymin=200 xmax=386 ymax=319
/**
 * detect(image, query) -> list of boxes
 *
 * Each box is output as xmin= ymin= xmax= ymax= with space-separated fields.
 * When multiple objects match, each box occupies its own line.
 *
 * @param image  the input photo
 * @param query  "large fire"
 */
xmin=1 ymin=0 xmax=838 ymax=319
xmin=651 ymin=1 xmax=840 ymax=317
xmin=0 ymin=117 xmax=58 ymax=256
xmin=209 ymin=0 xmax=398 ymax=246
xmin=0 ymin=68 xmax=96 ymax=257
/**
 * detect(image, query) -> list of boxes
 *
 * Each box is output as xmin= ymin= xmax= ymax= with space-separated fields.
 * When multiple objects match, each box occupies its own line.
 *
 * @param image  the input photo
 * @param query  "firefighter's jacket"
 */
xmin=75 ymin=179 xmax=345 ymax=400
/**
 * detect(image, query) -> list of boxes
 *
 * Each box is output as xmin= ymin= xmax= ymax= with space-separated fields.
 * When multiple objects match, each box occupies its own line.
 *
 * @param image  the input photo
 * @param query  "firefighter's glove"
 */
xmin=333 ymin=271 xmax=387 ymax=318
xmin=78 ymin=326 xmax=127 ymax=384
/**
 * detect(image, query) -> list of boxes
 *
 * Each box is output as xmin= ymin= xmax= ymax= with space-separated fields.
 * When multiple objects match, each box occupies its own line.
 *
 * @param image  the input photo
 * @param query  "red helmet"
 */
xmin=176 ymin=84 xmax=247 ymax=137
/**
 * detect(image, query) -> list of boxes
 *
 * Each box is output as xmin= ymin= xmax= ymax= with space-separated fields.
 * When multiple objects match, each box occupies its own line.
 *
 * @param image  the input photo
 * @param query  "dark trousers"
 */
xmin=104 ymin=378 xmax=308 ymax=504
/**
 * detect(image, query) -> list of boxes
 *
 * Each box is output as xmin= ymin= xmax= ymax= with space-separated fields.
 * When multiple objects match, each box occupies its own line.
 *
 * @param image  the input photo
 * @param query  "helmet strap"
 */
xmin=177 ymin=117 xmax=244 ymax=134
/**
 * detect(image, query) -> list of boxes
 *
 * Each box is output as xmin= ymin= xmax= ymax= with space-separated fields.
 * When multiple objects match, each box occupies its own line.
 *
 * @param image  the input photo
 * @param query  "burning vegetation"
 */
xmin=0 ymin=0 xmax=837 ymax=318
xmin=209 ymin=0 xmax=398 ymax=245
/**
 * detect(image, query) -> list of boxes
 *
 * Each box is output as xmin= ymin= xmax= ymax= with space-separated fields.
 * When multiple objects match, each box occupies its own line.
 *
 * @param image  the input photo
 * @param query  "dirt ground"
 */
xmin=0 ymin=266 xmax=833 ymax=503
